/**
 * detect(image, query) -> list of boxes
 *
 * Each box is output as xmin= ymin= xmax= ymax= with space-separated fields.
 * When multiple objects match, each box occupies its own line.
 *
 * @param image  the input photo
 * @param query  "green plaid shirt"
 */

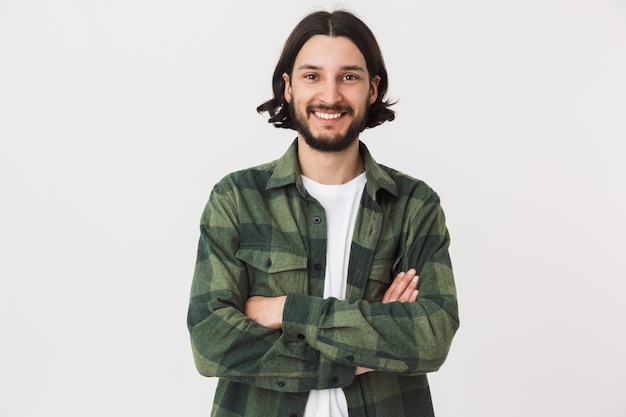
xmin=188 ymin=140 xmax=459 ymax=417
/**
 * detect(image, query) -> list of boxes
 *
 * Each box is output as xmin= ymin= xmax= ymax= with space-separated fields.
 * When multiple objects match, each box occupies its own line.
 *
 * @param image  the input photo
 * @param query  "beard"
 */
xmin=289 ymin=102 xmax=369 ymax=153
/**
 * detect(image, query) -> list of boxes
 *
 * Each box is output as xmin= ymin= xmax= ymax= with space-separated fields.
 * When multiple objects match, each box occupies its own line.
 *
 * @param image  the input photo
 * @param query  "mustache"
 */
xmin=306 ymin=105 xmax=353 ymax=115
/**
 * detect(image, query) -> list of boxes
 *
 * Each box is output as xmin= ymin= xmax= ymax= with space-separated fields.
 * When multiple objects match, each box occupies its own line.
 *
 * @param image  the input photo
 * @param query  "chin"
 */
xmin=302 ymin=132 xmax=357 ymax=153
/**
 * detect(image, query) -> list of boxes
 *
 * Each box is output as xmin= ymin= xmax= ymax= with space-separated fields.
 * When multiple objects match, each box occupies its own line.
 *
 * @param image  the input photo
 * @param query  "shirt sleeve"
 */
xmin=187 ymin=180 xmax=355 ymax=393
xmin=281 ymin=195 xmax=459 ymax=375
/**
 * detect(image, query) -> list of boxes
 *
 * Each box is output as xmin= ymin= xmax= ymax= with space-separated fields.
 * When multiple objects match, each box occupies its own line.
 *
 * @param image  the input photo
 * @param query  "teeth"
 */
xmin=315 ymin=112 xmax=342 ymax=120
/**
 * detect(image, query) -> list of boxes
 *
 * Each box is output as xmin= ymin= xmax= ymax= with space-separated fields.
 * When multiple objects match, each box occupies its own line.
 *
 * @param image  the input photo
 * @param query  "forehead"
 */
xmin=293 ymin=35 xmax=366 ymax=70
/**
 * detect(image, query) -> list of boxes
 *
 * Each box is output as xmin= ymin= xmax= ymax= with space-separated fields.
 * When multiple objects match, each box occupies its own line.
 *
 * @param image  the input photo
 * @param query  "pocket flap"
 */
xmin=236 ymin=247 xmax=308 ymax=273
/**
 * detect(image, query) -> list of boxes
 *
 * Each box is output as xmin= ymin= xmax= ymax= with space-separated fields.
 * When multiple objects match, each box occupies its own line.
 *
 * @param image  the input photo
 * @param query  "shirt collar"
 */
xmin=267 ymin=139 xmax=399 ymax=199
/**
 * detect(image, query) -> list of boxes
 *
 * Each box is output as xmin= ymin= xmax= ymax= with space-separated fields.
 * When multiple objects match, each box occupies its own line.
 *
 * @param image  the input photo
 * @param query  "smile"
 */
xmin=314 ymin=111 xmax=343 ymax=120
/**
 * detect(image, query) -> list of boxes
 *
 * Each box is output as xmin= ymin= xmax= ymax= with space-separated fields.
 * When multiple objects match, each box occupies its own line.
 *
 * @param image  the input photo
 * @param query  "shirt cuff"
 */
xmin=282 ymin=293 xmax=323 ymax=344
xmin=282 ymin=293 xmax=356 ymax=390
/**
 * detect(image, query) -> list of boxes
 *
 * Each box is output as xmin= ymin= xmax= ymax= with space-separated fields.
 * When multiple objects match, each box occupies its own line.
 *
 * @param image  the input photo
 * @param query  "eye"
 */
xmin=304 ymin=73 xmax=319 ymax=81
xmin=342 ymin=74 xmax=359 ymax=81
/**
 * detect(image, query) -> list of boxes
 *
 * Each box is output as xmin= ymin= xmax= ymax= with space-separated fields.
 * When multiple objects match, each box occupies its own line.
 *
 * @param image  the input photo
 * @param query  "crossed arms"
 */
xmin=245 ymin=269 xmax=420 ymax=376
xmin=188 ymin=176 xmax=458 ymax=392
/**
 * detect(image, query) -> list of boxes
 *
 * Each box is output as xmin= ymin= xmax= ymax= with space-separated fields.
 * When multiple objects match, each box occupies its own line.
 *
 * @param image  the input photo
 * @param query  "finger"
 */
xmin=382 ymin=271 xmax=405 ymax=303
xmin=398 ymin=274 xmax=419 ymax=302
xmin=391 ymin=270 xmax=415 ymax=302
xmin=382 ymin=271 xmax=410 ymax=303
xmin=355 ymin=366 xmax=374 ymax=375
xmin=382 ymin=269 xmax=417 ymax=303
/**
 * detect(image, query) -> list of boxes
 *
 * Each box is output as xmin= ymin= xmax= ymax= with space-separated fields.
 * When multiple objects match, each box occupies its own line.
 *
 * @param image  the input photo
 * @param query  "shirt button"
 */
xmin=297 ymin=333 xmax=305 ymax=340
xmin=330 ymin=376 xmax=339 ymax=384
xmin=313 ymin=263 xmax=322 ymax=271
xmin=347 ymin=356 xmax=354 ymax=362
xmin=313 ymin=216 xmax=321 ymax=224
xmin=277 ymin=381 xmax=285 ymax=388
xmin=264 ymin=258 xmax=272 ymax=268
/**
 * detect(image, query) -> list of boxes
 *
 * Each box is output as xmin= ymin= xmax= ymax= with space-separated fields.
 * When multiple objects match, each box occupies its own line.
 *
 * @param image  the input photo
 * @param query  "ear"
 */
xmin=282 ymin=72 xmax=292 ymax=103
xmin=369 ymin=75 xmax=381 ymax=105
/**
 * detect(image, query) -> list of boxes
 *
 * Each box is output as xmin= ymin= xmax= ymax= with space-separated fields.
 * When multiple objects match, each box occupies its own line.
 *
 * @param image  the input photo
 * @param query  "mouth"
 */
xmin=313 ymin=111 xmax=343 ymax=120
xmin=308 ymin=106 xmax=352 ymax=123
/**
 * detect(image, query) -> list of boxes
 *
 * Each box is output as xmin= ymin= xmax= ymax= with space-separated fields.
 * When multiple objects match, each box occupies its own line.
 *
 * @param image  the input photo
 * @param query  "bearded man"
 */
xmin=188 ymin=9 xmax=459 ymax=417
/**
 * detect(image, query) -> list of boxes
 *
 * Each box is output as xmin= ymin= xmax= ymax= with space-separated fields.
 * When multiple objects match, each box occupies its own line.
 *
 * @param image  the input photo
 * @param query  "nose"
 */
xmin=320 ymin=79 xmax=342 ymax=105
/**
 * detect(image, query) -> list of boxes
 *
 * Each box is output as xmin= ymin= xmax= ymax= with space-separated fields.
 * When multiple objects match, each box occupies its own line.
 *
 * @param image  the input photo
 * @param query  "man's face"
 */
xmin=283 ymin=35 xmax=380 ymax=153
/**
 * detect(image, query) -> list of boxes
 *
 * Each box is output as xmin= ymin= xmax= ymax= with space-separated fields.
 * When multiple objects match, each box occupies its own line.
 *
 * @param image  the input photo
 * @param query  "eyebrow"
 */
xmin=296 ymin=64 xmax=366 ymax=72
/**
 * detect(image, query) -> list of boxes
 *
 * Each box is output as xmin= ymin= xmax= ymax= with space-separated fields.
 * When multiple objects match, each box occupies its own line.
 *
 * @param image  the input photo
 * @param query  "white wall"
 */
xmin=1 ymin=1 xmax=625 ymax=416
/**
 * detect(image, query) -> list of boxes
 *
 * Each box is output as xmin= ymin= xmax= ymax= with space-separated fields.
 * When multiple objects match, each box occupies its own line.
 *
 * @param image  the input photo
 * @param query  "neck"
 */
xmin=297 ymin=137 xmax=364 ymax=185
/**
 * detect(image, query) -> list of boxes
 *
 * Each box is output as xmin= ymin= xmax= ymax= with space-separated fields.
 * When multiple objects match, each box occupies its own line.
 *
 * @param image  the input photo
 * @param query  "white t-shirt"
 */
xmin=301 ymin=172 xmax=367 ymax=417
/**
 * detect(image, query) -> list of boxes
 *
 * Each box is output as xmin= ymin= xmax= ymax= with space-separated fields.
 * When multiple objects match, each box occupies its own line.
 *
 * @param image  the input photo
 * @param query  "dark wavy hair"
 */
xmin=256 ymin=10 xmax=395 ymax=130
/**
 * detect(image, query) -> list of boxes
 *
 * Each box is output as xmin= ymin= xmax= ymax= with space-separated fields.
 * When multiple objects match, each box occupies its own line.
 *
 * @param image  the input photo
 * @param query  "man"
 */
xmin=188 ymin=10 xmax=459 ymax=417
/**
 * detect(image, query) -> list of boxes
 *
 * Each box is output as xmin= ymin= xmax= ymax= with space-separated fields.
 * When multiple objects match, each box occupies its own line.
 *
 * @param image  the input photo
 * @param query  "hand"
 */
xmin=244 ymin=295 xmax=286 ymax=329
xmin=355 ymin=269 xmax=419 ymax=376
xmin=355 ymin=366 xmax=373 ymax=376
xmin=381 ymin=268 xmax=419 ymax=304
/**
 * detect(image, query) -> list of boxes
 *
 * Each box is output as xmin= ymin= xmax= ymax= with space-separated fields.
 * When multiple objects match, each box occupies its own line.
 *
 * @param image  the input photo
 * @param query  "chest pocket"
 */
xmin=236 ymin=247 xmax=309 ymax=296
